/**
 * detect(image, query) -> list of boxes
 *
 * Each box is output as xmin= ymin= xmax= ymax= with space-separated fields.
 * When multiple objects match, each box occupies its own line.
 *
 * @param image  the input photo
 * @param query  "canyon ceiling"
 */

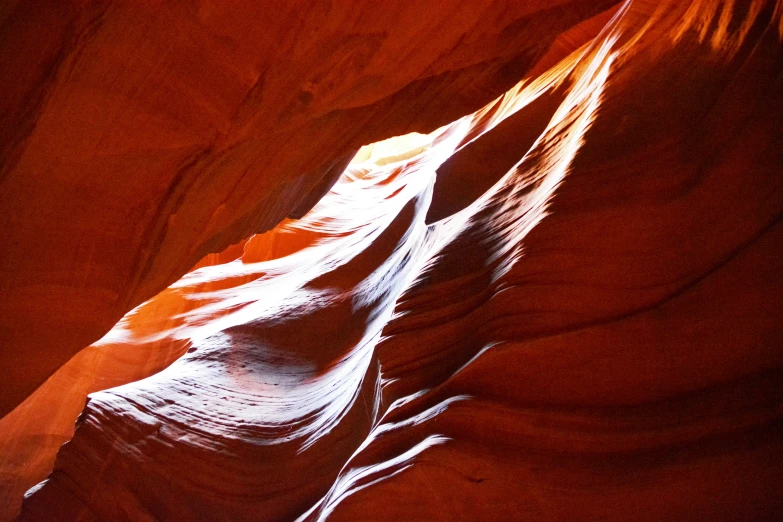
xmin=1 ymin=0 xmax=782 ymax=521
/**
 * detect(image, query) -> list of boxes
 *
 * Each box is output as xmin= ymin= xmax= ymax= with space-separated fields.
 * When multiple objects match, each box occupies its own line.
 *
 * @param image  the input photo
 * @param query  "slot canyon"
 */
xmin=1 ymin=0 xmax=783 ymax=520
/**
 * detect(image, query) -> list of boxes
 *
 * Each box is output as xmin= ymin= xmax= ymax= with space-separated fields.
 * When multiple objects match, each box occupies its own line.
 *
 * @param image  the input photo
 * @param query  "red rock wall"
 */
xmin=0 ymin=0 xmax=618 ymax=418
xmin=2 ymin=0 xmax=783 ymax=520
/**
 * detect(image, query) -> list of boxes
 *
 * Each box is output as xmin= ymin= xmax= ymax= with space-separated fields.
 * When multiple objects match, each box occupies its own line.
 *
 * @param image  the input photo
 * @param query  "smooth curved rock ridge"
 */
xmin=1 ymin=10 xmax=622 ymax=519
xmin=0 ymin=0 xmax=621 ymax=418
xmin=9 ymin=23 xmax=600 ymax=520
xmin=0 ymin=71 xmax=540 ymax=518
xmin=17 ymin=124 xmax=470 ymax=521
xmin=5 ymin=0 xmax=783 ymax=520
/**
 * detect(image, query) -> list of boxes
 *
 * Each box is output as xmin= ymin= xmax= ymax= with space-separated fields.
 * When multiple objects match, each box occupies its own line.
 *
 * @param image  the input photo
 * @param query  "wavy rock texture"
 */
xmin=0 ymin=0 xmax=618 ymax=418
xmin=2 ymin=0 xmax=783 ymax=520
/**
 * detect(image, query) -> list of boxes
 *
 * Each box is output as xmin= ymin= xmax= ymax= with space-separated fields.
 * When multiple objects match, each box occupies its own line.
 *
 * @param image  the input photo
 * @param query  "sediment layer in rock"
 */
xmin=2 ymin=1 xmax=782 ymax=521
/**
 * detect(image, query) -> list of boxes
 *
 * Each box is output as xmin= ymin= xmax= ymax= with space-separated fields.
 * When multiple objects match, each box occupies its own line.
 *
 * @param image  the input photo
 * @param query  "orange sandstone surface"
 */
xmin=0 ymin=0 xmax=617 ymax=419
xmin=2 ymin=1 xmax=783 ymax=521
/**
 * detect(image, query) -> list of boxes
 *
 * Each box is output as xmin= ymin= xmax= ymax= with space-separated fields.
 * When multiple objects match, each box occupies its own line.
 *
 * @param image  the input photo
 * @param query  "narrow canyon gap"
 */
xmin=1 ymin=1 xmax=782 ymax=521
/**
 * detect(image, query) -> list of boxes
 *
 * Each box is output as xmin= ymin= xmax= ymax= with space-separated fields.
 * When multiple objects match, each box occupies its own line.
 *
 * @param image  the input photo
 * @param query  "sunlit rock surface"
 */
xmin=2 ymin=0 xmax=783 ymax=520
xmin=0 ymin=0 xmax=618 ymax=418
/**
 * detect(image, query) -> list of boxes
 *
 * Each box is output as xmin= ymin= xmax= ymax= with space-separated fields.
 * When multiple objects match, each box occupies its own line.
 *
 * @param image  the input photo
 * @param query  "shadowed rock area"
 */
xmin=1 ymin=0 xmax=782 ymax=521
xmin=0 ymin=0 xmax=618 ymax=419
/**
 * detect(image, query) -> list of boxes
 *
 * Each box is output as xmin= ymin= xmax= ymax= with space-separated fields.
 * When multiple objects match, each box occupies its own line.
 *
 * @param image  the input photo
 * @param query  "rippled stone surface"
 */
xmin=2 ymin=0 xmax=783 ymax=520
xmin=0 ymin=0 xmax=619 ymax=418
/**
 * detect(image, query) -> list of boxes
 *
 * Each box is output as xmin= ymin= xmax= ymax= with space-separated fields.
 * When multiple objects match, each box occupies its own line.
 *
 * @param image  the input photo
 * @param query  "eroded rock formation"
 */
xmin=0 ymin=0 xmax=618 ymax=419
xmin=1 ymin=0 xmax=783 ymax=520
